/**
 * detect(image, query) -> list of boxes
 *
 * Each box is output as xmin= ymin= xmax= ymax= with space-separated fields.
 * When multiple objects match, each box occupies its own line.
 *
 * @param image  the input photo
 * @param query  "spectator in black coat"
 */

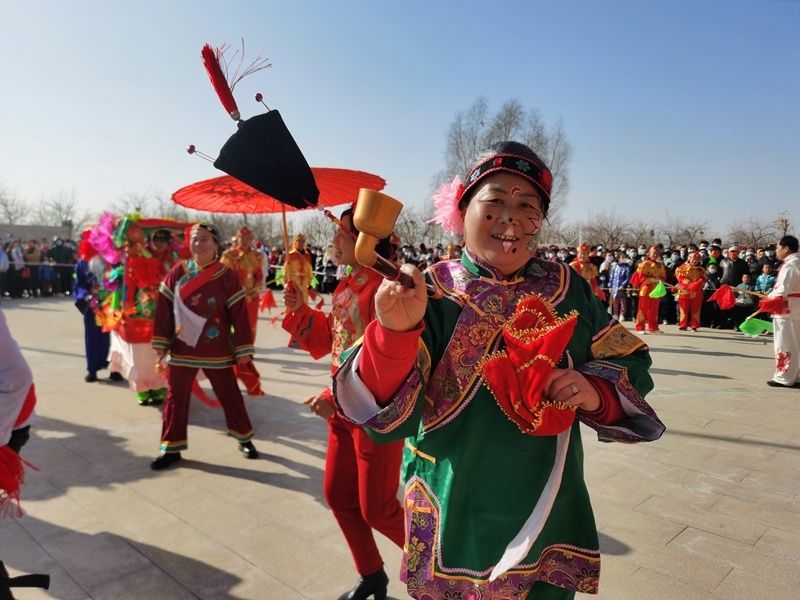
xmin=720 ymin=246 xmax=749 ymax=287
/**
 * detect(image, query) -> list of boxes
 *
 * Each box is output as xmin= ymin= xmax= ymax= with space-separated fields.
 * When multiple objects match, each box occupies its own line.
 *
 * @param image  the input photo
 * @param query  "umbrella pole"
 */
xmin=281 ymin=205 xmax=290 ymax=253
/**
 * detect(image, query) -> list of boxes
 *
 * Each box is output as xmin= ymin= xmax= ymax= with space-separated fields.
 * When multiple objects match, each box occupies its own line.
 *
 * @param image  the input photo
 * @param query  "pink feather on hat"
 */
xmin=428 ymin=176 xmax=465 ymax=236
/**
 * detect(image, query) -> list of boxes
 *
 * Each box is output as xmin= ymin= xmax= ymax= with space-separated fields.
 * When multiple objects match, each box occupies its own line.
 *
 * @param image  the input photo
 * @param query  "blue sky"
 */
xmin=1 ymin=0 xmax=798 ymax=232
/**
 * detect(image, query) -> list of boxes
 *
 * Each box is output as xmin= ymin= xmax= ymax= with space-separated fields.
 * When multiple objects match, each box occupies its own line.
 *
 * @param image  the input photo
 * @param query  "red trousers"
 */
xmin=234 ymin=360 xmax=264 ymax=396
xmin=324 ymin=414 xmax=405 ymax=576
xmin=678 ymin=294 xmax=703 ymax=329
xmin=636 ymin=295 xmax=660 ymax=331
xmin=246 ymin=298 xmax=259 ymax=342
xmin=161 ymin=365 xmax=254 ymax=453
xmin=234 ymin=300 xmax=264 ymax=395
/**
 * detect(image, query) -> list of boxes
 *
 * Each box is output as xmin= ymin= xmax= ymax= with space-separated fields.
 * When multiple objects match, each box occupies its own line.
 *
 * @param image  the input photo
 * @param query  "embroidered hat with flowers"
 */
xmin=429 ymin=141 xmax=554 ymax=236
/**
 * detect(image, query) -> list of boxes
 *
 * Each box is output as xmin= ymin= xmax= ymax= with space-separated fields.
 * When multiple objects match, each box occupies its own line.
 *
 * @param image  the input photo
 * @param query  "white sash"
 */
xmin=173 ymin=281 xmax=207 ymax=347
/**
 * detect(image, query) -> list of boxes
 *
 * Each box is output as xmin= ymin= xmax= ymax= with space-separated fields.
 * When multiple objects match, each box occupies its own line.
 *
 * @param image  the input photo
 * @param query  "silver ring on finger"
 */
xmin=570 ymin=384 xmax=579 ymax=396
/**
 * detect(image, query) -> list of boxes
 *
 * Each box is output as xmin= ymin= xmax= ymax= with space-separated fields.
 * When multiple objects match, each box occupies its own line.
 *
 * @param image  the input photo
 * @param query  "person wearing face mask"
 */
xmin=703 ymin=263 xmax=723 ymax=328
xmin=760 ymin=244 xmax=779 ymax=271
xmin=717 ymin=246 xmax=749 ymax=329
xmin=625 ymin=248 xmax=640 ymax=321
xmin=333 ymin=141 xmax=663 ymax=599
xmin=675 ymin=253 xmax=707 ymax=331
xmin=609 ymin=252 xmax=632 ymax=321
xmin=698 ymin=248 xmax=709 ymax=266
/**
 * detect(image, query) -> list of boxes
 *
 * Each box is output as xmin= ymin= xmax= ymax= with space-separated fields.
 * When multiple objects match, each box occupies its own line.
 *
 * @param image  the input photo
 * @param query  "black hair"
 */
xmin=458 ymin=141 xmax=551 ymax=216
xmin=340 ymin=208 xmax=396 ymax=260
xmin=779 ymin=235 xmax=799 ymax=253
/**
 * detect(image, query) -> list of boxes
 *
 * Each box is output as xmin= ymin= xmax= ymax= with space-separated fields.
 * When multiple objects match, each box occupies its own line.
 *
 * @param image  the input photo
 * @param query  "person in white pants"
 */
xmin=767 ymin=235 xmax=800 ymax=388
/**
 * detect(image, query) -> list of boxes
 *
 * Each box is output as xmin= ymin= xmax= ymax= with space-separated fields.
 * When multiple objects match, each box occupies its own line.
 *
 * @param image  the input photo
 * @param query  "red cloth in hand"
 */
xmin=482 ymin=300 xmax=579 ymax=436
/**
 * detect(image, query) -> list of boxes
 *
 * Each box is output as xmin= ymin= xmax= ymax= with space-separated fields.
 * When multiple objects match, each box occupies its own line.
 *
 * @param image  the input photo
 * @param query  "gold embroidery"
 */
xmin=591 ymin=322 xmax=646 ymax=359
xmin=513 ymin=354 xmax=557 ymax=371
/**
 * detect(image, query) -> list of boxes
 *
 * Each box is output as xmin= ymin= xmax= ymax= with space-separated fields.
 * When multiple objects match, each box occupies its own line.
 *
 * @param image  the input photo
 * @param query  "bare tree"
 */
xmin=539 ymin=214 xmax=580 ymax=247
xmin=441 ymin=97 xmax=572 ymax=205
xmin=775 ymin=211 xmax=792 ymax=238
xmin=626 ymin=221 xmax=657 ymax=248
xmin=247 ymin=213 xmax=281 ymax=247
xmin=658 ymin=214 xmax=709 ymax=247
xmin=727 ymin=216 xmax=777 ymax=248
xmin=393 ymin=205 xmax=442 ymax=247
xmin=582 ymin=211 xmax=632 ymax=250
xmin=0 ymin=183 xmax=27 ymax=224
xmin=300 ymin=212 xmax=337 ymax=248
xmin=33 ymin=190 xmax=91 ymax=237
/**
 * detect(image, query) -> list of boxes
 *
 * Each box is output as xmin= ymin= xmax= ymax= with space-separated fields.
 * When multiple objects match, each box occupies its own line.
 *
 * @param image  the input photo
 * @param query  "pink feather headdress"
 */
xmin=428 ymin=176 xmax=465 ymax=236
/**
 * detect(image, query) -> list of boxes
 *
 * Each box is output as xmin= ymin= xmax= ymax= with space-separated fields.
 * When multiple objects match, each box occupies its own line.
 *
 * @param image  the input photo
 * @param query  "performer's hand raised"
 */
xmin=375 ymin=264 xmax=427 ymax=332
xmin=283 ymin=281 xmax=303 ymax=312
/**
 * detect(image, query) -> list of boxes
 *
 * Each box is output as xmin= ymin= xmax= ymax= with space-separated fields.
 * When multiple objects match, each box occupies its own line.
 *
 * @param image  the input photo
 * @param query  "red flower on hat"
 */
xmin=493 ymin=157 xmax=503 ymax=166
xmin=429 ymin=176 xmax=465 ymax=236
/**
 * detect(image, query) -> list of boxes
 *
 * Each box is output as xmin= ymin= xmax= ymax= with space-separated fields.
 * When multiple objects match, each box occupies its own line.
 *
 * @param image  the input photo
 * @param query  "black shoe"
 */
xmin=337 ymin=569 xmax=388 ymax=600
xmin=150 ymin=452 xmax=182 ymax=470
xmin=239 ymin=441 xmax=259 ymax=459
xmin=766 ymin=380 xmax=800 ymax=388
xmin=84 ymin=372 xmax=98 ymax=382
xmin=108 ymin=372 xmax=124 ymax=382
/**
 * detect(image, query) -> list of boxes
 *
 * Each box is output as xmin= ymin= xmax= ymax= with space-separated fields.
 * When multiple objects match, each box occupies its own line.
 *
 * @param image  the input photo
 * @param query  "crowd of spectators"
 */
xmin=530 ymin=238 xmax=779 ymax=330
xmin=1 ymin=231 xmax=789 ymax=335
xmin=0 ymin=237 xmax=77 ymax=300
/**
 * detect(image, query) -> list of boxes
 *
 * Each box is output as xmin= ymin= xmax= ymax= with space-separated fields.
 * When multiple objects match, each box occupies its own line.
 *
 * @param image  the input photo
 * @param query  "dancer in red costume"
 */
xmin=221 ymin=227 xmax=265 ymax=396
xmin=569 ymin=243 xmax=605 ymax=300
xmin=150 ymin=223 xmax=259 ymax=470
xmin=283 ymin=207 xmax=404 ymax=600
xmin=631 ymin=246 xmax=666 ymax=334
xmin=675 ymin=252 xmax=706 ymax=331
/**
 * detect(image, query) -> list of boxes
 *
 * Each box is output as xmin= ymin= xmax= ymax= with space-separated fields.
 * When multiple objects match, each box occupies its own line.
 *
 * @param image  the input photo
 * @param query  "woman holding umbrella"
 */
xmin=150 ymin=223 xmax=259 ymax=470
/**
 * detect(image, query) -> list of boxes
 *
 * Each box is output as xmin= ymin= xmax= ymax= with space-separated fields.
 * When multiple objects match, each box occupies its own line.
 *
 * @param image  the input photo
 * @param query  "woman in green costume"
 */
xmin=333 ymin=141 xmax=664 ymax=599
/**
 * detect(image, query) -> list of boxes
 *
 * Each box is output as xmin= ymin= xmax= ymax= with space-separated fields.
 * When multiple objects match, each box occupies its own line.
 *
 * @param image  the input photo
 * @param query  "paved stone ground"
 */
xmin=1 ymin=296 xmax=798 ymax=599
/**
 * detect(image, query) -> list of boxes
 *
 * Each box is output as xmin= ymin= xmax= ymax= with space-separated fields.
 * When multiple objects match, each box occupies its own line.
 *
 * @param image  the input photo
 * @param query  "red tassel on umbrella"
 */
xmin=259 ymin=289 xmax=277 ymax=313
xmin=202 ymin=44 xmax=240 ymax=121
xmin=709 ymin=284 xmax=736 ymax=310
